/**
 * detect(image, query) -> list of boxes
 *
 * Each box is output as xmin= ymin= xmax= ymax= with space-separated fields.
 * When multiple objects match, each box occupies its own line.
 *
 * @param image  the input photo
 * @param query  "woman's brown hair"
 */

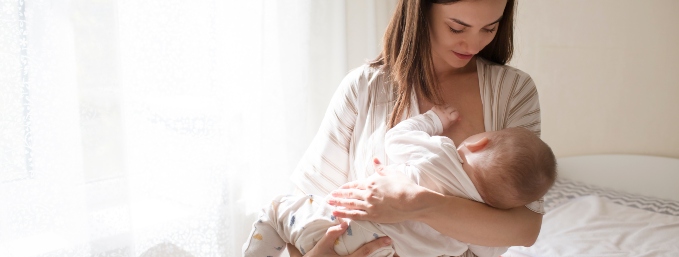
xmin=371 ymin=0 xmax=516 ymax=128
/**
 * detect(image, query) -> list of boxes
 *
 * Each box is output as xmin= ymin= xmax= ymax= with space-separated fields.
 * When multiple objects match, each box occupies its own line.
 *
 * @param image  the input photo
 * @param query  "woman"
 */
xmin=289 ymin=0 xmax=543 ymax=256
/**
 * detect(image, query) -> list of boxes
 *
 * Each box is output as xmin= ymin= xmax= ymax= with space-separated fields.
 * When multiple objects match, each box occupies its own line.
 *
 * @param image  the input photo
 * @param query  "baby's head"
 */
xmin=457 ymin=127 xmax=557 ymax=209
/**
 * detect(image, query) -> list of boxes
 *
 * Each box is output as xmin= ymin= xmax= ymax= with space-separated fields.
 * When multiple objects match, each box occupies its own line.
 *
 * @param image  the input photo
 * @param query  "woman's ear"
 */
xmin=465 ymin=137 xmax=489 ymax=153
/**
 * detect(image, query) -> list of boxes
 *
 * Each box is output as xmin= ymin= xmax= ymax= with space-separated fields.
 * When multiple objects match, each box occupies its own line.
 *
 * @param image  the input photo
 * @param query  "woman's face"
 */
xmin=429 ymin=0 xmax=507 ymax=71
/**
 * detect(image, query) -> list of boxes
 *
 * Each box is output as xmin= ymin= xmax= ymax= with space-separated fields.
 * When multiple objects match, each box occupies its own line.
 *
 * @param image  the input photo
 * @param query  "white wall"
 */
xmin=511 ymin=0 xmax=679 ymax=159
xmin=345 ymin=0 xmax=397 ymax=71
xmin=306 ymin=0 xmax=397 ymax=144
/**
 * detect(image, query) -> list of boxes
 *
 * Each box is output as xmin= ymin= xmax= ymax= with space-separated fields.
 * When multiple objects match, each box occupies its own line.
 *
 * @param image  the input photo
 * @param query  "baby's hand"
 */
xmin=432 ymin=105 xmax=459 ymax=129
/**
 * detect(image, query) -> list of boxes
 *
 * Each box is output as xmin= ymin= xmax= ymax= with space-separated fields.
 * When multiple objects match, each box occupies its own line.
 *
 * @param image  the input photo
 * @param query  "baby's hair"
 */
xmin=473 ymin=128 xmax=557 ymax=209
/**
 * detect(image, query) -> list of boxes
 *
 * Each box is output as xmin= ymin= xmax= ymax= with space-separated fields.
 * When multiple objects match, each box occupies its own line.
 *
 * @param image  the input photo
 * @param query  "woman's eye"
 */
xmin=449 ymin=27 xmax=463 ymax=34
xmin=483 ymin=27 xmax=497 ymax=33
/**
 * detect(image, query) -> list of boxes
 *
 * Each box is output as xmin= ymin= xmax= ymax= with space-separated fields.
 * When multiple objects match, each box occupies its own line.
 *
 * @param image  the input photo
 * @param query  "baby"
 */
xmin=385 ymin=105 xmax=556 ymax=210
xmin=242 ymin=106 xmax=557 ymax=257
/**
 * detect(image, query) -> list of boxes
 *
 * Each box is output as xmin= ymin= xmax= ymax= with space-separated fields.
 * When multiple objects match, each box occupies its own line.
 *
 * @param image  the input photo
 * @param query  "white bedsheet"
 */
xmin=504 ymin=195 xmax=679 ymax=257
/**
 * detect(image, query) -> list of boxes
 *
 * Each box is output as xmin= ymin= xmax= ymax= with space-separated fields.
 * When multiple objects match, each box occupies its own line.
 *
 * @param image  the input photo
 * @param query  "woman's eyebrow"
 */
xmin=450 ymin=16 xmax=503 ymax=27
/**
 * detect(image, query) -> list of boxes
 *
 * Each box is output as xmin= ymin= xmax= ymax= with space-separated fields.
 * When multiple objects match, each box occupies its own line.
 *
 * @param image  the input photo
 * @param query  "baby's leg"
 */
xmin=242 ymin=218 xmax=286 ymax=257
xmin=242 ymin=198 xmax=288 ymax=257
xmin=244 ymin=194 xmax=342 ymax=256
xmin=243 ymin=194 xmax=395 ymax=257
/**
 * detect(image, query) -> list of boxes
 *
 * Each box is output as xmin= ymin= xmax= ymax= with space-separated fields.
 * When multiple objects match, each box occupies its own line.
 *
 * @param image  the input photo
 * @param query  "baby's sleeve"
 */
xmin=384 ymin=110 xmax=450 ymax=164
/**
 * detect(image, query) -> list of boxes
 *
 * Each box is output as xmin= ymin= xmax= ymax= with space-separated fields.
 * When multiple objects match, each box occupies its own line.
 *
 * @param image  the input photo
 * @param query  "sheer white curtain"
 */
xmin=0 ymin=0 xmax=394 ymax=256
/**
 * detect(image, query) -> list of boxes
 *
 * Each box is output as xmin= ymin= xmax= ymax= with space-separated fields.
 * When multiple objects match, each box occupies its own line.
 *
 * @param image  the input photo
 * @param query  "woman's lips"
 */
xmin=453 ymin=51 xmax=473 ymax=60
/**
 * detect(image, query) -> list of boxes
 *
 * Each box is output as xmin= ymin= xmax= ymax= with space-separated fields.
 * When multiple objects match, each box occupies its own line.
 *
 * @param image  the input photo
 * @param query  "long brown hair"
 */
xmin=371 ymin=0 xmax=516 ymax=128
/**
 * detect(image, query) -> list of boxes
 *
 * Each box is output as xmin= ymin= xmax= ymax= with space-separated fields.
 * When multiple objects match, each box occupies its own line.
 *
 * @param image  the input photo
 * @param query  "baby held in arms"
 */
xmin=242 ymin=106 xmax=557 ymax=257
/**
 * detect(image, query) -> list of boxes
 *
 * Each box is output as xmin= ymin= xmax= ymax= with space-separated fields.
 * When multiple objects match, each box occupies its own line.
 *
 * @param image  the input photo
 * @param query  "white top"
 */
xmin=377 ymin=110 xmax=506 ymax=257
xmin=291 ymin=58 xmax=544 ymax=216
xmin=384 ymin=110 xmax=483 ymax=202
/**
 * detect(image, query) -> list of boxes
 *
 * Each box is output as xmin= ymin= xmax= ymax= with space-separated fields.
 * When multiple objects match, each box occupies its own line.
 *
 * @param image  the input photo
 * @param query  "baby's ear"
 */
xmin=465 ymin=137 xmax=489 ymax=153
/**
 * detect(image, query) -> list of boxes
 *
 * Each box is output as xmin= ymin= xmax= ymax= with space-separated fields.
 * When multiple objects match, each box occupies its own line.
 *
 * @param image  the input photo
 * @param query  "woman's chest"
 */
xmin=418 ymin=76 xmax=485 ymax=146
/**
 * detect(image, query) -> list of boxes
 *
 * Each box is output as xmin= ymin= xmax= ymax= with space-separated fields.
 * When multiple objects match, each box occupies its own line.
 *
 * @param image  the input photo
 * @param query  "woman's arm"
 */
xmin=328 ymin=159 xmax=541 ymax=246
xmin=290 ymin=66 xmax=369 ymax=196
xmin=412 ymin=187 xmax=541 ymax=246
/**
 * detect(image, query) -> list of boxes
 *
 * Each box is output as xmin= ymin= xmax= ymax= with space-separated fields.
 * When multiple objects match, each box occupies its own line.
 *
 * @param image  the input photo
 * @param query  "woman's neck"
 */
xmin=434 ymin=57 xmax=478 ymax=82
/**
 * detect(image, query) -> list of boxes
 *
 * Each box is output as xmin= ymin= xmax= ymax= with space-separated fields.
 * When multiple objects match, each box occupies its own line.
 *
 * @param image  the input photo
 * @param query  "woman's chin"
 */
xmin=445 ymin=58 xmax=473 ymax=70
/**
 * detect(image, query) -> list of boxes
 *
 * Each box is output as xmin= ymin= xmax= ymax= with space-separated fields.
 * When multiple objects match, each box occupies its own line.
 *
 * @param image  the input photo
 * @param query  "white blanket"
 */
xmin=505 ymin=195 xmax=679 ymax=257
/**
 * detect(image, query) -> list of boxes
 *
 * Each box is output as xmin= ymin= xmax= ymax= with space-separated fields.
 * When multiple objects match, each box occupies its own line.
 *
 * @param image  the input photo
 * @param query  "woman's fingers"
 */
xmin=287 ymin=243 xmax=303 ymax=257
xmin=328 ymin=188 xmax=373 ymax=210
xmin=314 ymin=221 xmax=348 ymax=250
xmin=347 ymin=236 xmax=393 ymax=257
xmin=327 ymin=197 xmax=370 ymax=210
xmin=305 ymin=221 xmax=394 ymax=257
xmin=332 ymin=209 xmax=369 ymax=220
xmin=296 ymin=222 xmax=347 ymax=257
xmin=331 ymin=188 xmax=369 ymax=200
xmin=338 ymin=180 xmax=367 ymax=190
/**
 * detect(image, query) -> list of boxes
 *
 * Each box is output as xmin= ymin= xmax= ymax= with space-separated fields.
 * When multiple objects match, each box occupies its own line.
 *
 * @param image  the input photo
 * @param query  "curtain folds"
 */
xmin=0 ymin=0 xmax=394 ymax=256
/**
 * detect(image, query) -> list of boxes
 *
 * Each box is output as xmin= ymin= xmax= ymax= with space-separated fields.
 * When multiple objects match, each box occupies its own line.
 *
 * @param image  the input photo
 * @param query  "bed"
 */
xmin=502 ymin=154 xmax=679 ymax=257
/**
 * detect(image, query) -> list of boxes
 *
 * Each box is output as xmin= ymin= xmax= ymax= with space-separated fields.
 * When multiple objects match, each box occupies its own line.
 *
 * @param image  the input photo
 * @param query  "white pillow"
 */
xmin=504 ymin=195 xmax=679 ymax=257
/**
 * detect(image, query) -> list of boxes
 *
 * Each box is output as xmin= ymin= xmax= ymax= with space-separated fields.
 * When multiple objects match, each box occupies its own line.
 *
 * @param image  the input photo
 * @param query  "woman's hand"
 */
xmin=287 ymin=221 xmax=393 ymax=257
xmin=327 ymin=158 xmax=425 ymax=223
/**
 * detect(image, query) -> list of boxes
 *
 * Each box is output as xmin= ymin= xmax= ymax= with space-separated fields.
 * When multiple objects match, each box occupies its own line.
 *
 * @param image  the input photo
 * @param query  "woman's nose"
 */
xmin=460 ymin=35 xmax=485 ymax=55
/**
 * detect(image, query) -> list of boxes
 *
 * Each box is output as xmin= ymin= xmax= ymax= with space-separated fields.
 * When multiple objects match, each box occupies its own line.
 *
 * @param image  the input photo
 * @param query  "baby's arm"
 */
xmin=384 ymin=106 xmax=459 ymax=163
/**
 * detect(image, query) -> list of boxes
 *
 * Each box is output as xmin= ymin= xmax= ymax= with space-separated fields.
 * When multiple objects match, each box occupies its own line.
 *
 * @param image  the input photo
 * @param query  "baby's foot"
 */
xmin=432 ymin=105 xmax=459 ymax=129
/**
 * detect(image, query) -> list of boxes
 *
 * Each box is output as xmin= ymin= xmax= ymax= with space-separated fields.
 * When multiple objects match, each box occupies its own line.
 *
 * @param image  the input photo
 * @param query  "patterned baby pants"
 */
xmin=242 ymin=194 xmax=395 ymax=257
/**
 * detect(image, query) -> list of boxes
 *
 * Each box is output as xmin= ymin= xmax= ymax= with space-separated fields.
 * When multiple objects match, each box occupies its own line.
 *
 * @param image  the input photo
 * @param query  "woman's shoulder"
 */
xmin=336 ymin=63 xmax=393 ymax=106
xmin=341 ymin=63 xmax=390 ymax=89
xmin=328 ymin=62 xmax=391 ymax=103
